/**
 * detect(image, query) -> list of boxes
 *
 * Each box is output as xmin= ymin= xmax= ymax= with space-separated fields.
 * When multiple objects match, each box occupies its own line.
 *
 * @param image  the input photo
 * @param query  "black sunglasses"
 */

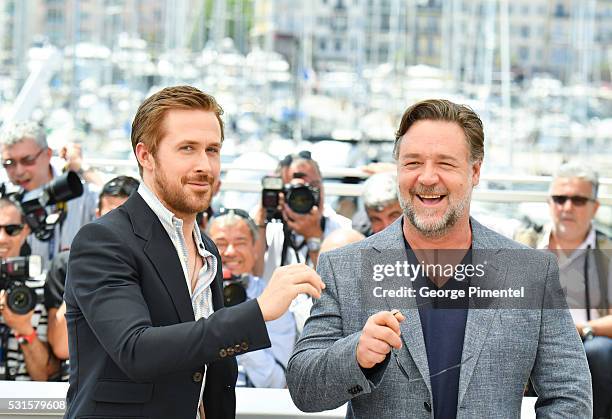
xmin=0 ymin=224 xmax=25 ymax=236
xmin=550 ymin=195 xmax=595 ymax=206
xmin=280 ymin=150 xmax=312 ymax=168
xmin=217 ymin=207 xmax=253 ymax=221
xmin=101 ymin=176 xmax=140 ymax=197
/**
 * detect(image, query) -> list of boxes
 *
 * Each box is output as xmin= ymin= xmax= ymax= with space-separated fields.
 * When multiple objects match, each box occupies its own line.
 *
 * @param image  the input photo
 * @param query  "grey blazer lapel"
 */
xmin=457 ymin=218 xmax=508 ymax=405
xmin=370 ymin=218 xmax=432 ymax=395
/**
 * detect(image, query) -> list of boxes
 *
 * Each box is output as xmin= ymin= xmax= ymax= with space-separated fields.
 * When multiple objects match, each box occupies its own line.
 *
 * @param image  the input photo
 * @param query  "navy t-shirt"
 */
xmin=405 ymin=239 xmax=471 ymax=419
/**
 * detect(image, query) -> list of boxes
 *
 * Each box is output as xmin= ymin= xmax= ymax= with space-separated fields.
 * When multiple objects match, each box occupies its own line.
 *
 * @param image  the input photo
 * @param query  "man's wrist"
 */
xmin=582 ymin=325 xmax=594 ymax=340
xmin=14 ymin=328 xmax=37 ymax=345
xmin=306 ymin=237 xmax=322 ymax=253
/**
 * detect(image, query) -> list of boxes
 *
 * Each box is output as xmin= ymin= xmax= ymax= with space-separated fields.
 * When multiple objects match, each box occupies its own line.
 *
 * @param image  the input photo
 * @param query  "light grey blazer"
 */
xmin=287 ymin=217 xmax=592 ymax=418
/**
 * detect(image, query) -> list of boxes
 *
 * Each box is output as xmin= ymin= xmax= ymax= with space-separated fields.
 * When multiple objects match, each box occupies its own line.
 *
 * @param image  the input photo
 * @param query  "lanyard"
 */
xmin=584 ymin=245 xmax=591 ymax=321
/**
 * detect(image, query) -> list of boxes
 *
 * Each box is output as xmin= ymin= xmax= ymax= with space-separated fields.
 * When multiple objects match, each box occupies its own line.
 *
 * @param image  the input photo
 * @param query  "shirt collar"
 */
xmin=137 ymin=182 xmax=178 ymax=230
xmin=138 ymin=182 xmax=212 ymax=257
xmin=540 ymin=223 xmax=596 ymax=250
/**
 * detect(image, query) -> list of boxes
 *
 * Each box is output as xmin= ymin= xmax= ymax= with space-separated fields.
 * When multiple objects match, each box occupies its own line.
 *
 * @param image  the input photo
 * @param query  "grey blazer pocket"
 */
xmin=92 ymin=380 xmax=153 ymax=404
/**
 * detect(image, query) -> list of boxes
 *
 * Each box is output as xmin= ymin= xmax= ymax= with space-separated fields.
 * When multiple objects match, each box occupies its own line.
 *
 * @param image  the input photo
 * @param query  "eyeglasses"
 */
xmin=1 ymin=148 xmax=46 ymax=169
xmin=550 ymin=195 xmax=595 ymax=206
xmin=0 ymin=224 xmax=25 ymax=236
xmin=101 ymin=176 xmax=140 ymax=198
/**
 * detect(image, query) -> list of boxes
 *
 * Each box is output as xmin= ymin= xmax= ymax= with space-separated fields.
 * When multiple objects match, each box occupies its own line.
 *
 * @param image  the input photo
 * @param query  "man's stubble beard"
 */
xmin=398 ymin=183 xmax=472 ymax=239
xmin=153 ymin=165 xmax=214 ymax=216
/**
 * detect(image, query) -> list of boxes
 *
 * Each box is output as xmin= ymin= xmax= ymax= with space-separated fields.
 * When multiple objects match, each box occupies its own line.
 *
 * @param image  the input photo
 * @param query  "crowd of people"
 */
xmin=0 ymin=88 xmax=609 ymax=418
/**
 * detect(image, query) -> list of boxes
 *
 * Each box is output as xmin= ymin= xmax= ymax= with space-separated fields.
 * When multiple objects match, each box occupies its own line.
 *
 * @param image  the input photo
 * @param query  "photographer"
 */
xmin=0 ymin=198 xmax=59 ymax=381
xmin=0 ymin=121 xmax=98 ymax=268
xmin=209 ymin=209 xmax=295 ymax=388
xmin=258 ymin=154 xmax=351 ymax=331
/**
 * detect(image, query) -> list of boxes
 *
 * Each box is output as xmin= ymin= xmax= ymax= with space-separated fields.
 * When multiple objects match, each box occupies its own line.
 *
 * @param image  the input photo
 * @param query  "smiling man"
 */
xmin=0 ymin=198 xmax=59 ymax=381
xmin=63 ymin=86 xmax=325 ymax=419
xmin=287 ymin=99 xmax=592 ymax=418
xmin=209 ymin=210 xmax=296 ymax=388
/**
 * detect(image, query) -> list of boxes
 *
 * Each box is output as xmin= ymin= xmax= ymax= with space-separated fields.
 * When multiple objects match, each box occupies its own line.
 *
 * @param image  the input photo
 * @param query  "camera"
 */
xmin=261 ymin=176 xmax=320 ymax=222
xmin=1 ymin=171 xmax=84 ymax=241
xmin=0 ymin=256 xmax=43 ymax=315
xmin=222 ymin=268 xmax=248 ymax=307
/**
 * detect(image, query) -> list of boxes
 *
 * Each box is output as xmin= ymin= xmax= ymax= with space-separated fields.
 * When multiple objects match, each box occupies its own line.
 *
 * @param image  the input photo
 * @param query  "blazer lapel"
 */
xmin=124 ymin=193 xmax=195 ymax=323
xmin=370 ymin=218 xmax=432 ymax=395
xmin=144 ymin=227 xmax=195 ymax=323
xmin=457 ymin=219 xmax=508 ymax=405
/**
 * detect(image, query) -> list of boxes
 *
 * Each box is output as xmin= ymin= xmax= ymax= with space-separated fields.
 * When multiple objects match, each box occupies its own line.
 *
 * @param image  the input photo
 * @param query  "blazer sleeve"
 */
xmin=286 ymin=251 xmax=382 ymax=412
xmin=64 ymin=221 xmax=271 ymax=382
xmin=530 ymin=252 xmax=593 ymax=418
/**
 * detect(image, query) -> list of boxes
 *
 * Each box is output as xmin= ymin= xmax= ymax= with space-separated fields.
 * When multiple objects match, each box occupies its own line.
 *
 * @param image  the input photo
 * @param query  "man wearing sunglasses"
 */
xmin=517 ymin=163 xmax=612 ymax=418
xmin=0 ymin=198 xmax=59 ymax=381
xmin=0 ymin=121 xmax=98 ymax=268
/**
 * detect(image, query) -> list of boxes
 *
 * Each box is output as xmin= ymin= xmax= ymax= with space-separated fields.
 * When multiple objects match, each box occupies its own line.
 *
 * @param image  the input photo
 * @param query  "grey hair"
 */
xmin=0 ymin=121 xmax=48 ymax=149
xmin=550 ymin=162 xmax=599 ymax=199
xmin=363 ymin=172 xmax=398 ymax=210
xmin=208 ymin=211 xmax=259 ymax=242
xmin=0 ymin=197 xmax=25 ymax=223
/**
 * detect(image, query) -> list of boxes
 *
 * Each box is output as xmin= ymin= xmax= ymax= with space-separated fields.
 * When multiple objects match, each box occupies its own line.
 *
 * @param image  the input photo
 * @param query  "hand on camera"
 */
xmin=256 ymin=264 xmax=325 ymax=322
xmin=0 ymin=290 xmax=35 ymax=335
xmin=282 ymin=203 xmax=323 ymax=240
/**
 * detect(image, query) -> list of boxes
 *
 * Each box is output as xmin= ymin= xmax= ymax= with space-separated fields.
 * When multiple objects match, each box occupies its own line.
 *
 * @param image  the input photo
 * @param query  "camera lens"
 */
xmin=286 ymin=186 xmax=316 ymax=214
xmin=7 ymin=284 xmax=36 ymax=315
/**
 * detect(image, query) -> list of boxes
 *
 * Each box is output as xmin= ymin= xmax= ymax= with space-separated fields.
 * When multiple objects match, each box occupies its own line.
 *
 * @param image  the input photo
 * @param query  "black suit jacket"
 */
xmin=63 ymin=192 xmax=271 ymax=419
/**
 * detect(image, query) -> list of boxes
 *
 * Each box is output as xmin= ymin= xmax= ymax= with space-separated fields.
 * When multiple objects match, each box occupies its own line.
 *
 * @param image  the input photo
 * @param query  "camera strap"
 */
xmin=48 ymin=203 xmax=68 ymax=261
xmin=0 ymin=325 xmax=9 ymax=380
xmin=280 ymin=217 xmax=327 ymax=267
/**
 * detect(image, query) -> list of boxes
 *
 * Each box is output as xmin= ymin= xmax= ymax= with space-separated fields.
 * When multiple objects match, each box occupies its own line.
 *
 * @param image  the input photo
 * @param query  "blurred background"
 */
xmin=0 ymin=0 xmax=610 ymax=231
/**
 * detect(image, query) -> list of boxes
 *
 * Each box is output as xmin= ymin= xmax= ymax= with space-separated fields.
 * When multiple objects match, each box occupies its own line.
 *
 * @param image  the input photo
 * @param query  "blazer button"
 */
xmin=219 ymin=349 xmax=227 ymax=358
xmin=241 ymin=342 xmax=249 ymax=351
xmin=234 ymin=344 xmax=242 ymax=353
xmin=227 ymin=347 xmax=235 ymax=356
xmin=424 ymin=401 xmax=432 ymax=412
xmin=192 ymin=372 xmax=203 ymax=383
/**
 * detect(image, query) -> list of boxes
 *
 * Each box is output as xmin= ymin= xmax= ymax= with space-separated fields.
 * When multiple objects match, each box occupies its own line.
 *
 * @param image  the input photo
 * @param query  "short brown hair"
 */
xmin=131 ymin=85 xmax=224 ymax=175
xmin=393 ymin=99 xmax=484 ymax=163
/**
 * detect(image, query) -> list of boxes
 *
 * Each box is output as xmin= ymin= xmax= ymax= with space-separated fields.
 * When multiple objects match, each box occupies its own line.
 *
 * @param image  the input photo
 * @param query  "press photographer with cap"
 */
xmin=0 ymin=197 xmax=59 ymax=381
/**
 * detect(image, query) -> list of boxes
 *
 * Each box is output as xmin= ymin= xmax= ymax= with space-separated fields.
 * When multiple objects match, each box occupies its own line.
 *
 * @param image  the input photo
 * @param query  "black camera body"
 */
xmin=1 ymin=171 xmax=84 ymax=241
xmin=0 ymin=256 xmax=43 ymax=315
xmin=222 ymin=269 xmax=249 ymax=307
xmin=261 ymin=176 xmax=320 ymax=222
